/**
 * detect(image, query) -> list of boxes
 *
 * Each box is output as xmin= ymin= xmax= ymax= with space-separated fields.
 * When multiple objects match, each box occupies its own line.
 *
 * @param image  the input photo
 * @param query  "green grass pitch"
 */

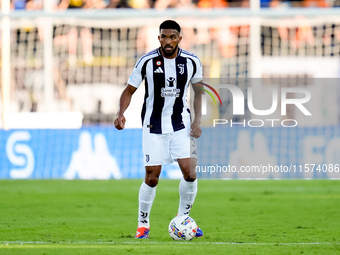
xmin=0 ymin=179 xmax=339 ymax=254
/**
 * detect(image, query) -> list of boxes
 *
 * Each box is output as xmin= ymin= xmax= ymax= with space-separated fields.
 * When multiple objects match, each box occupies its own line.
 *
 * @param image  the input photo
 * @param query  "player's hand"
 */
xmin=114 ymin=114 xmax=126 ymax=130
xmin=190 ymin=122 xmax=202 ymax=138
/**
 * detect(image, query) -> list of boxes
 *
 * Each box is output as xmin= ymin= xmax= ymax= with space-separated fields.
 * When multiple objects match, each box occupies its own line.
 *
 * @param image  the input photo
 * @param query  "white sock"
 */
xmin=177 ymin=177 xmax=197 ymax=216
xmin=138 ymin=181 xmax=156 ymax=228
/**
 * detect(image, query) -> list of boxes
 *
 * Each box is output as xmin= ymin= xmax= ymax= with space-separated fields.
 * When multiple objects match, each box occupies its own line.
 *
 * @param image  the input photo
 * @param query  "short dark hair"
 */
xmin=159 ymin=20 xmax=181 ymax=33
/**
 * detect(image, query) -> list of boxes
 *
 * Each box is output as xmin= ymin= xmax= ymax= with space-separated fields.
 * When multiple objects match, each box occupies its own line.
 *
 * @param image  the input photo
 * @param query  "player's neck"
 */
xmin=160 ymin=47 xmax=179 ymax=59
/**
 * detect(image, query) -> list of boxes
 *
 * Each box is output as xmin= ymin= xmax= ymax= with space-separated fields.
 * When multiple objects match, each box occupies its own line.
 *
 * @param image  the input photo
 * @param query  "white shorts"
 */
xmin=142 ymin=128 xmax=197 ymax=166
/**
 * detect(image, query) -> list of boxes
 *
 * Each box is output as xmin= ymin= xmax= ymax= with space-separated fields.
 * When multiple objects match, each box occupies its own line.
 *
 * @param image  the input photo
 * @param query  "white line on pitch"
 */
xmin=1 ymin=241 xmax=339 ymax=245
xmin=122 ymin=242 xmax=338 ymax=245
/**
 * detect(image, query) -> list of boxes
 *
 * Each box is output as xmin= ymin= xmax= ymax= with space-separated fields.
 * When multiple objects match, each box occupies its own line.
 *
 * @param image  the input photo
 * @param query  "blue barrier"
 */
xmin=197 ymin=126 xmax=340 ymax=179
xmin=0 ymin=127 xmax=339 ymax=179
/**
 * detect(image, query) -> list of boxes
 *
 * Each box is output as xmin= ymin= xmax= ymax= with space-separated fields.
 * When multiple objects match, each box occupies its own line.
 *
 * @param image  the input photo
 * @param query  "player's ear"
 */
xmin=179 ymin=35 xmax=182 ymax=43
xmin=158 ymin=35 xmax=161 ymax=42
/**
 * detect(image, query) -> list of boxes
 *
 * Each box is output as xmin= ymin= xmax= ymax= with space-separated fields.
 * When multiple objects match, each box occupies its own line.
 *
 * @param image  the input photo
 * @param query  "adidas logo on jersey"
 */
xmin=154 ymin=67 xmax=164 ymax=73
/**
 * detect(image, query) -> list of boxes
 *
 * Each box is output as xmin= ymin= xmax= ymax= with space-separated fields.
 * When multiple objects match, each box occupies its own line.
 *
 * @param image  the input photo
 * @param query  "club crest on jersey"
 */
xmin=178 ymin=64 xmax=185 ymax=75
xmin=156 ymin=61 xmax=161 ymax=66
xmin=161 ymin=77 xmax=180 ymax=97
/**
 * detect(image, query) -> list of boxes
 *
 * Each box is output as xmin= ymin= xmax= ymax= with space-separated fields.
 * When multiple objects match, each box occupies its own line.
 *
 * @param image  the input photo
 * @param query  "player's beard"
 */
xmin=161 ymin=44 xmax=178 ymax=57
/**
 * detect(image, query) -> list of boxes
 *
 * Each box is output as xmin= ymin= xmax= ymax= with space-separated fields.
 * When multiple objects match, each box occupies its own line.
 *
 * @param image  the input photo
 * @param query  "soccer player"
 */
xmin=114 ymin=20 xmax=204 ymax=239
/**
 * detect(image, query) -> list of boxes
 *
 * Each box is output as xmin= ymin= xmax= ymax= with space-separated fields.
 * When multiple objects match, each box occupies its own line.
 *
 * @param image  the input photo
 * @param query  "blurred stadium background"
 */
xmin=0 ymin=0 xmax=340 ymax=179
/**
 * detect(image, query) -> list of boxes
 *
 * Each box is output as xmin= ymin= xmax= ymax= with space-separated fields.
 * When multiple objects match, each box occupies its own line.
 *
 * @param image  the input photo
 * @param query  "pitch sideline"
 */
xmin=1 ymin=241 xmax=338 ymax=246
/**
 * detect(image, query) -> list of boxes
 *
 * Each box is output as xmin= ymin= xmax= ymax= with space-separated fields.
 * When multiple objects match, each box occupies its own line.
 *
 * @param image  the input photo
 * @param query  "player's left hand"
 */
xmin=190 ymin=122 xmax=202 ymax=138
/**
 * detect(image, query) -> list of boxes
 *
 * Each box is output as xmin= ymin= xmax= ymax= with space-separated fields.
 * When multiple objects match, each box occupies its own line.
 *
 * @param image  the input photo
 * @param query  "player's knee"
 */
xmin=145 ymin=168 xmax=160 ymax=187
xmin=145 ymin=175 xmax=159 ymax=187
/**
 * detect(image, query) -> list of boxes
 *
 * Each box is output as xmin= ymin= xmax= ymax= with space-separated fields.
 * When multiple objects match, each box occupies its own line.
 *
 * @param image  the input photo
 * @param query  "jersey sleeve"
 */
xmin=127 ymin=57 xmax=144 ymax=88
xmin=190 ymin=57 xmax=203 ymax=84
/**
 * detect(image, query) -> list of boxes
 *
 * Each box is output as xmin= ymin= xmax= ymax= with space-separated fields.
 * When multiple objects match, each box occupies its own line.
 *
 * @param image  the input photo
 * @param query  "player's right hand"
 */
xmin=114 ymin=114 xmax=126 ymax=130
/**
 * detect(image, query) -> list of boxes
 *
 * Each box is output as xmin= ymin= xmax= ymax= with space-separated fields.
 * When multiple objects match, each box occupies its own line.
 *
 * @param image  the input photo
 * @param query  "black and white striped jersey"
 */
xmin=128 ymin=48 xmax=203 ymax=134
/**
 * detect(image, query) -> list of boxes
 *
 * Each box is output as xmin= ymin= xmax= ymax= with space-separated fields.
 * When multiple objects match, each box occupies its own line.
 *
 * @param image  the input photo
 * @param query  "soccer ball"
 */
xmin=168 ymin=215 xmax=197 ymax=241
